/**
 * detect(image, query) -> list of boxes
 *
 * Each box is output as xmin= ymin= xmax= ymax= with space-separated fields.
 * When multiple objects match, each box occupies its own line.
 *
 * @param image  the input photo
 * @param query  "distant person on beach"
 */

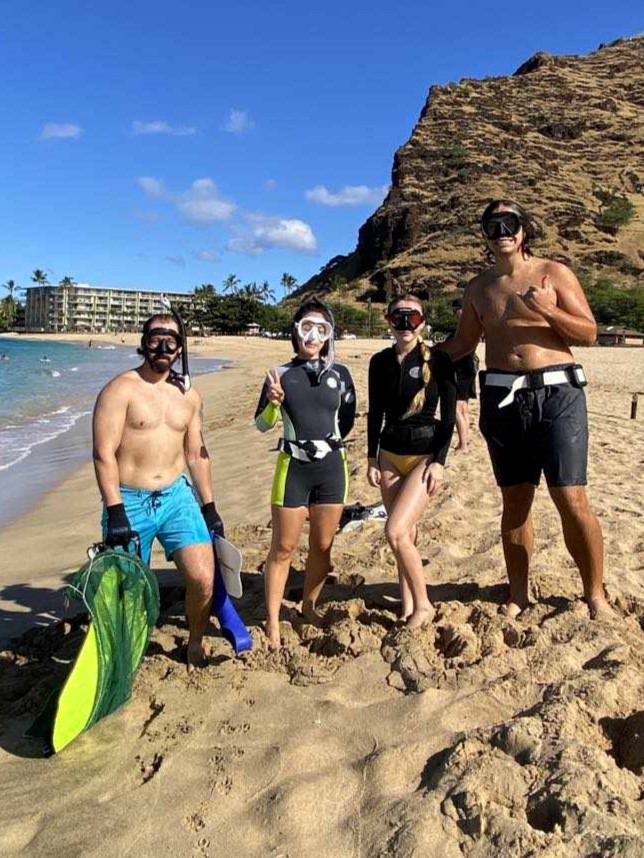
xmin=92 ymin=313 xmax=223 ymax=670
xmin=446 ymin=296 xmax=479 ymax=453
xmin=255 ymin=298 xmax=356 ymax=649
xmin=441 ymin=199 xmax=610 ymax=619
xmin=367 ymin=294 xmax=457 ymax=628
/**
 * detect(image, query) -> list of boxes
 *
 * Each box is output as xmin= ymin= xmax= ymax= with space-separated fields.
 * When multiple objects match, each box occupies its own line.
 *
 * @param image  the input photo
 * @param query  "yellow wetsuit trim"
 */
xmin=341 ymin=449 xmax=349 ymax=503
xmin=256 ymin=401 xmax=281 ymax=433
xmin=271 ymin=451 xmax=291 ymax=506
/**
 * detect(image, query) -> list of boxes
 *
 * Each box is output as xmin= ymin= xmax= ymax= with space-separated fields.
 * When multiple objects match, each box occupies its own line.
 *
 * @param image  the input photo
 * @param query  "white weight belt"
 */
xmin=485 ymin=367 xmax=586 ymax=408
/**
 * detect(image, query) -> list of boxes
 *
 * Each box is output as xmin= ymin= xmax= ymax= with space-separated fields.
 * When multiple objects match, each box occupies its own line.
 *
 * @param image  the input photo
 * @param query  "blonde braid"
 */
xmin=402 ymin=336 xmax=432 ymax=419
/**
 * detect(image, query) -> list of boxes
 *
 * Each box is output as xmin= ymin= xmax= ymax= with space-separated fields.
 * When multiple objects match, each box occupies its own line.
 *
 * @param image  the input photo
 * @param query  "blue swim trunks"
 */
xmin=101 ymin=474 xmax=211 ymax=565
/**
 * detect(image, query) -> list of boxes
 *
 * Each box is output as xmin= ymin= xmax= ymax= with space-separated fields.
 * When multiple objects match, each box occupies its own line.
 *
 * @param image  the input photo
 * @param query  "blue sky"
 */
xmin=1 ymin=1 xmax=641 ymax=299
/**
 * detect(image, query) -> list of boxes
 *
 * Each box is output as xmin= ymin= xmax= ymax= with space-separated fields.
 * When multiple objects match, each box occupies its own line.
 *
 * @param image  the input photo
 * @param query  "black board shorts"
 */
xmin=455 ymin=373 xmax=477 ymax=401
xmin=479 ymin=365 xmax=589 ymax=488
xmin=454 ymin=355 xmax=478 ymax=401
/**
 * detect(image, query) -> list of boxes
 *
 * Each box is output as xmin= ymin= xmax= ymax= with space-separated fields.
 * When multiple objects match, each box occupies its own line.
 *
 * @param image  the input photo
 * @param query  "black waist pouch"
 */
xmin=380 ymin=422 xmax=436 ymax=454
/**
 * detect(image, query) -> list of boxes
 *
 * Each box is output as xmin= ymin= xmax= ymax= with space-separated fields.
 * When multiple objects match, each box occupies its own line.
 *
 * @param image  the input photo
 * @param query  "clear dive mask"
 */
xmin=295 ymin=316 xmax=333 ymax=344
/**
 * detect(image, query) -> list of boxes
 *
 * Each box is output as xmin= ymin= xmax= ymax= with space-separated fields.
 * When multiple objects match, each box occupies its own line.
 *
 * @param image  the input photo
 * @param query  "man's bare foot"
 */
xmin=301 ymin=602 xmax=325 ymax=628
xmin=265 ymin=620 xmax=281 ymax=651
xmin=455 ymin=444 xmax=469 ymax=453
xmin=186 ymin=639 xmax=208 ymax=673
xmin=406 ymin=605 xmax=434 ymax=630
xmin=499 ymin=600 xmax=530 ymax=619
xmin=587 ymin=595 xmax=615 ymax=621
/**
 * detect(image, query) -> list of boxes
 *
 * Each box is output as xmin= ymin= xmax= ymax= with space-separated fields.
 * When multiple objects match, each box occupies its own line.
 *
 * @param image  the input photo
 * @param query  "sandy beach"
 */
xmin=1 ymin=336 xmax=644 ymax=857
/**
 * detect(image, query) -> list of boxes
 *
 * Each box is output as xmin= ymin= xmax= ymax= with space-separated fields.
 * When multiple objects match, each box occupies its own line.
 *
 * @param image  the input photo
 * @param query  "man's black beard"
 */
xmin=145 ymin=351 xmax=177 ymax=374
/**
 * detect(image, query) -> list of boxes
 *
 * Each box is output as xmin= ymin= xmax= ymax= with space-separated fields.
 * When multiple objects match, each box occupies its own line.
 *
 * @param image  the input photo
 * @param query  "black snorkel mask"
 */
xmin=481 ymin=211 xmax=523 ymax=241
xmin=143 ymin=328 xmax=181 ymax=357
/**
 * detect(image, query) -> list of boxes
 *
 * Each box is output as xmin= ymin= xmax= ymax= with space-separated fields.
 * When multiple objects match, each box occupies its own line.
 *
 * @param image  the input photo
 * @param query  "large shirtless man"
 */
xmin=92 ymin=313 xmax=224 ymax=669
xmin=442 ymin=199 xmax=610 ymax=619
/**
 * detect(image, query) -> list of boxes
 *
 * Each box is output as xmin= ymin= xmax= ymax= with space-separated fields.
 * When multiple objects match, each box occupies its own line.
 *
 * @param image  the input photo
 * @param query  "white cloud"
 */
xmin=227 ymin=214 xmax=317 ymax=256
xmin=264 ymin=178 xmax=277 ymax=191
xmin=193 ymin=249 xmax=220 ymax=262
xmin=177 ymin=179 xmax=235 ymax=224
xmin=136 ymin=176 xmax=235 ymax=224
xmin=41 ymin=123 xmax=84 ymax=140
xmin=223 ymin=109 xmax=255 ymax=134
xmin=132 ymin=120 xmax=196 ymax=137
xmin=305 ymin=184 xmax=389 ymax=207
xmin=137 ymin=176 xmax=166 ymax=199
xmin=165 ymin=255 xmax=186 ymax=268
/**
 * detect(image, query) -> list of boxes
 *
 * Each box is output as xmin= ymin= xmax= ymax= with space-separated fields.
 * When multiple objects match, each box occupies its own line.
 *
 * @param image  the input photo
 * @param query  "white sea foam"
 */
xmin=0 ymin=407 xmax=91 ymax=471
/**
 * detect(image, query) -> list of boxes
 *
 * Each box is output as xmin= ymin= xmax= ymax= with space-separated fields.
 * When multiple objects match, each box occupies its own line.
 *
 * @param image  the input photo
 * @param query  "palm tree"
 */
xmin=222 ymin=274 xmax=241 ymax=295
xmin=259 ymin=280 xmax=276 ymax=304
xmin=31 ymin=269 xmax=49 ymax=286
xmin=195 ymin=282 xmax=216 ymax=299
xmin=59 ymin=275 xmax=76 ymax=288
xmin=2 ymin=280 xmax=18 ymax=326
xmin=240 ymin=282 xmax=262 ymax=302
xmin=280 ymin=272 xmax=298 ymax=297
xmin=3 ymin=279 xmax=17 ymax=300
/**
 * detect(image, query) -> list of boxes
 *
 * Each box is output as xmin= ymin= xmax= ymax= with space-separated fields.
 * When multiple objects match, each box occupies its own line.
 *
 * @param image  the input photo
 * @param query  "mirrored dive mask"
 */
xmin=388 ymin=308 xmax=424 ymax=332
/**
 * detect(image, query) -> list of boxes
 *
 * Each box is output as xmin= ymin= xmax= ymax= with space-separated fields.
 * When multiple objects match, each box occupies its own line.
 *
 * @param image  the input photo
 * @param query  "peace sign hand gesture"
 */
xmin=266 ymin=368 xmax=285 ymax=405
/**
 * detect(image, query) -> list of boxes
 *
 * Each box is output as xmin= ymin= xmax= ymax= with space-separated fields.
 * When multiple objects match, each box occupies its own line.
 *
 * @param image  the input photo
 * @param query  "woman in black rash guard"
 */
xmin=367 ymin=294 xmax=457 ymax=629
xmin=255 ymin=298 xmax=356 ymax=649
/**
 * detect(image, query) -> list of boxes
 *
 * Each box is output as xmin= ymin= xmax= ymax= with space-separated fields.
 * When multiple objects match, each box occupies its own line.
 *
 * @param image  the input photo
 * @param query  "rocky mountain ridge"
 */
xmin=302 ymin=36 xmax=644 ymax=300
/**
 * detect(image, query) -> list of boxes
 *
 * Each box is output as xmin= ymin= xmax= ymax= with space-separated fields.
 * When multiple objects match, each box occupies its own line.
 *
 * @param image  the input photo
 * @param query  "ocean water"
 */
xmin=0 ymin=337 xmax=227 ymax=524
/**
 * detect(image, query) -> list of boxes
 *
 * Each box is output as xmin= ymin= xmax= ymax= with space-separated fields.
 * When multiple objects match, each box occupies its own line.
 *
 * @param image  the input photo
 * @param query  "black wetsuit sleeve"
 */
xmin=431 ymin=349 xmax=457 ymax=465
xmin=367 ymin=354 xmax=385 ymax=458
xmin=337 ymin=365 xmax=357 ymax=439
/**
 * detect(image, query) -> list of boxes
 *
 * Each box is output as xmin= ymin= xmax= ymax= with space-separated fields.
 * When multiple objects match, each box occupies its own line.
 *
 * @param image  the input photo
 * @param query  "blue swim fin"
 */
xmin=212 ymin=553 xmax=252 ymax=655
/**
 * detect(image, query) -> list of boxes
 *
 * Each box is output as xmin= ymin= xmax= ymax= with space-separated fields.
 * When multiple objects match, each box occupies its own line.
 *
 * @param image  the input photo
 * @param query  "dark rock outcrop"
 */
xmin=302 ymin=37 xmax=644 ymax=299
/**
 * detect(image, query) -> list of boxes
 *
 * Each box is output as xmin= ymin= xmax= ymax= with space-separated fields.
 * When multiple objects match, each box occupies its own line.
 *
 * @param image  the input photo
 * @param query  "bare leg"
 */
xmin=455 ymin=400 xmax=469 ymax=452
xmin=499 ymin=484 xmax=535 ymax=617
xmin=264 ymin=505 xmax=308 ymax=649
xmin=173 ymin=543 xmax=215 ymax=672
xmin=548 ymin=485 xmax=611 ymax=619
xmin=301 ymin=503 xmax=344 ymax=625
xmin=383 ymin=455 xmax=434 ymax=629
xmin=380 ymin=463 xmax=413 ymax=619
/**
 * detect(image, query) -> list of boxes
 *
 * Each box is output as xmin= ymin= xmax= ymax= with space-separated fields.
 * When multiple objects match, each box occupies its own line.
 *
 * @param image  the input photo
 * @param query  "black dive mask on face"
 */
xmin=388 ymin=308 xmax=424 ymax=332
xmin=142 ymin=327 xmax=181 ymax=359
xmin=481 ymin=211 xmax=522 ymax=241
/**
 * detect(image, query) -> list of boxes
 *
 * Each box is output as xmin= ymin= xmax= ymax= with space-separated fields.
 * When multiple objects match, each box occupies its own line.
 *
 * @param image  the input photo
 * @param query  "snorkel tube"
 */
xmin=160 ymin=295 xmax=191 ymax=392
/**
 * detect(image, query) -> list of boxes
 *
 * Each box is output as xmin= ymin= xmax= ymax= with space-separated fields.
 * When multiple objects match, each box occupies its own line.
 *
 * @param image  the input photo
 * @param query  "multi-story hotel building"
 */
xmin=24 ymin=284 xmax=195 ymax=332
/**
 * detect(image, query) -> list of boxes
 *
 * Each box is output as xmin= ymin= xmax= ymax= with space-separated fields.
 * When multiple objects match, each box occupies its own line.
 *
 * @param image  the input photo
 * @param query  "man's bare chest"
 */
xmin=127 ymin=390 xmax=192 ymax=433
xmin=476 ymin=282 xmax=546 ymax=327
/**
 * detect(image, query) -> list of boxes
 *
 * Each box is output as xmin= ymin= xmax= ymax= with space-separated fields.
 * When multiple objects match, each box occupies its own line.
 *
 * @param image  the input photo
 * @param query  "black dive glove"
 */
xmin=105 ymin=503 xmax=135 ymax=549
xmin=202 ymin=502 xmax=225 ymax=539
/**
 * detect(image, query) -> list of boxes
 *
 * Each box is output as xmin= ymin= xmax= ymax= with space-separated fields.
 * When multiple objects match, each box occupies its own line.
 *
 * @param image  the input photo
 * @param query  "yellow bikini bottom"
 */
xmin=379 ymin=450 xmax=429 ymax=476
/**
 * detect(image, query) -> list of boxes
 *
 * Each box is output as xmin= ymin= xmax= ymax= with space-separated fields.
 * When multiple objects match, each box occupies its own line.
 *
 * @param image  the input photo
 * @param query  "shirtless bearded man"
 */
xmin=442 ymin=199 xmax=611 ymax=620
xmin=92 ymin=313 xmax=223 ymax=669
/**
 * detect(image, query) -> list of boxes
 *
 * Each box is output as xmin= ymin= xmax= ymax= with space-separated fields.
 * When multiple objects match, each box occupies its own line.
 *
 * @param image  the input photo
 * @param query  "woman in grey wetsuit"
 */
xmin=255 ymin=298 xmax=356 ymax=649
